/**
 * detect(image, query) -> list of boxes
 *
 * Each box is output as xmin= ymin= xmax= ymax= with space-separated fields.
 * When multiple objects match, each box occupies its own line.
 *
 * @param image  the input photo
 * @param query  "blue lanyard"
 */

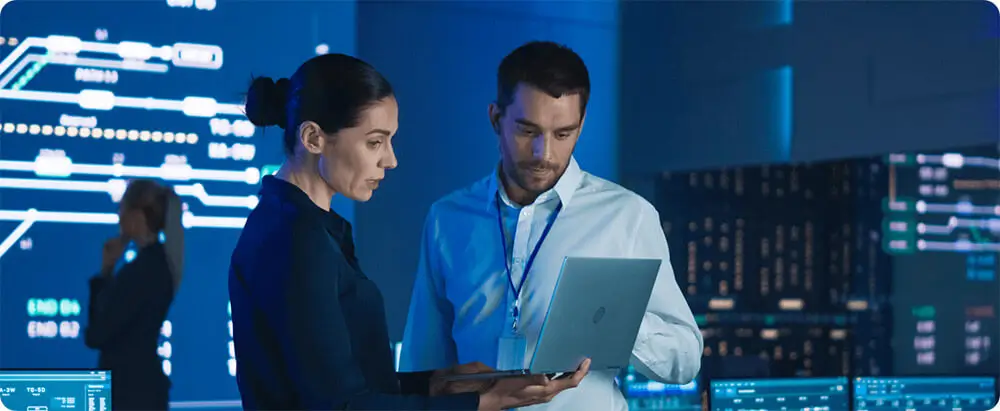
xmin=495 ymin=193 xmax=562 ymax=331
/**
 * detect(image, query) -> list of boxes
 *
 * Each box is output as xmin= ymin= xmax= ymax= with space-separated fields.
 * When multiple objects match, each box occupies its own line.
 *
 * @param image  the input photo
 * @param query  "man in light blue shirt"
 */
xmin=400 ymin=41 xmax=703 ymax=410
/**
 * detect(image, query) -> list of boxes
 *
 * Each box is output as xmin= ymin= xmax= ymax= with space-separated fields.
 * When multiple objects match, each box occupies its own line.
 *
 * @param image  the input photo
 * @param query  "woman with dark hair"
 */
xmin=85 ymin=179 xmax=184 ymax=410
xmin=228 ymin=53 xmax=588 ymax=411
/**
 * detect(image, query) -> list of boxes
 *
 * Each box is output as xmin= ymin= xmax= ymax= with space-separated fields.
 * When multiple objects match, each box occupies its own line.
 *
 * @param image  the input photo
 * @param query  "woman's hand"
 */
xmin=477 ymin=358 xmax=591 ymax=411
xmin=101 ymin=236 xmax=127 ymax=275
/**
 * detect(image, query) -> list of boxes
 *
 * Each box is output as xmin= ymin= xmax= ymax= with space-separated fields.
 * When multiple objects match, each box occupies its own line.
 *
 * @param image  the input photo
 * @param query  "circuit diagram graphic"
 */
xmin=0 ymin=34 xmax=261 ymax=260
xmin=883 ymin=147 xmax=999 ymax=375
xmin=884 ymin=150 xmax=1000 ymax=255
xmin=0 ymin=27 xmax=263 ymax=408
xmin=0 ymin=1 xmax=349 ymax=407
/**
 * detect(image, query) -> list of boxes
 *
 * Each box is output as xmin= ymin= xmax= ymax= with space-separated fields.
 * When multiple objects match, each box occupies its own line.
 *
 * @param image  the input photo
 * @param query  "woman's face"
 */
xmin=316 ymin=97 xmax=399 ymax=202
xmin=117 ymin=201 xmax=148 ymax=240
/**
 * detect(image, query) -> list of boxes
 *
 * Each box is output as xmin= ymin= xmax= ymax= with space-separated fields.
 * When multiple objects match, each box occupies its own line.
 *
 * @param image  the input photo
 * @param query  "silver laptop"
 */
xmin=444 ymin=256 xmax=661 ymax=381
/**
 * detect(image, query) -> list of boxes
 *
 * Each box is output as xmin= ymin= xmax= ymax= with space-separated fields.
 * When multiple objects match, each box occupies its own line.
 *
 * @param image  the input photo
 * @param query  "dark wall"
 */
xmin=621 ymin=1 xmax=998 ymax=173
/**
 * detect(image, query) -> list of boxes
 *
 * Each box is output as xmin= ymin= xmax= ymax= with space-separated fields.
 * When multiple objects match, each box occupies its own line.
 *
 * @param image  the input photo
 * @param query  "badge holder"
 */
xmin=497 ymin=301 xmax=527 ymax=370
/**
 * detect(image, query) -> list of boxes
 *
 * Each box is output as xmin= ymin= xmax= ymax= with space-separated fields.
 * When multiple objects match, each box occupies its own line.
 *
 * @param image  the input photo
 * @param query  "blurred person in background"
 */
xmin=85 ymin=178 xmax=184 ymax=410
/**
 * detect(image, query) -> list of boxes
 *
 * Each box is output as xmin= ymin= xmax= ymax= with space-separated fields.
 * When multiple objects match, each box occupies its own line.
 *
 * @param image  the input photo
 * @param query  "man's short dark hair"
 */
xmin=496 ymin=41 xmax=590 ymax=115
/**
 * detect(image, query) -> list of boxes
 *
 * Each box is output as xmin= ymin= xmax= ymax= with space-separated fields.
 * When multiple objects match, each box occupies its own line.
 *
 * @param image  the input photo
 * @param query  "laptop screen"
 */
xmin=853 ymin=376 xmax=996 ymax=411
xmin=620 ymin=366 xmax=701 ymax=411
xmin=0 ymin=370 xmax=111 ymax=411
xmin=710 ymin=377 xmax=849 ymax=411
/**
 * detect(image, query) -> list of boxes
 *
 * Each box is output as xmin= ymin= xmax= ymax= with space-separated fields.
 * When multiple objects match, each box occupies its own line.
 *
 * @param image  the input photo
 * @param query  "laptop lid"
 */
xmin=527 ymin=256 xmax=661 ymax=374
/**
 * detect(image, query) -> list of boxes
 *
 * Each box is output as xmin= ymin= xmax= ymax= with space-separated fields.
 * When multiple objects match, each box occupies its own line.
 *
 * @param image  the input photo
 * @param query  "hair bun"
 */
xmin=244 ymin=76 xmax=290 ymax=128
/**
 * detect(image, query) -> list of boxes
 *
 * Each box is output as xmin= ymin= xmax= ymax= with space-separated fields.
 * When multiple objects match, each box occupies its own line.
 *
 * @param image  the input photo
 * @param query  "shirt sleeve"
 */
xmin=400 ymin=205 xmax=459 ymax=372
xmin=628 ymin=202 xmax=703 ymax=384
xmin=84 ymin=257 xmax=163 ymax=349
xmin=281 ymin=222 xmax=476 ymax=410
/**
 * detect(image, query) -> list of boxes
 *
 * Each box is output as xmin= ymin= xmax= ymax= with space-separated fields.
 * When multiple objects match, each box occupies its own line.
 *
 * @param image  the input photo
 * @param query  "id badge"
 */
xmin=496 ymin=331 xmax=527 ymax=371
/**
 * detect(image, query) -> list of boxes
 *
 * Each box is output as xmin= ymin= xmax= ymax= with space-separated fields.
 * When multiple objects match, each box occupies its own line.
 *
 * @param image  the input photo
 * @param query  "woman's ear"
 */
xmin=298 ymin=121 xmax=327 ymax=155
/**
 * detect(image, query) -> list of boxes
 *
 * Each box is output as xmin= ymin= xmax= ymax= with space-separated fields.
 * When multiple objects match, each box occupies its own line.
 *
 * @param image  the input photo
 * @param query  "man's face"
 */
xmin=490 ymin=84 xmax=585 ymax=198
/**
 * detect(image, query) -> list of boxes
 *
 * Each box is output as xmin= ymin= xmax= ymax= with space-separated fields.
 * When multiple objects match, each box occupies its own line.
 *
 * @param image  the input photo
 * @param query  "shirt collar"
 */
xmin=487 ymin=156 xmax=582 ymax=211
xmin=259 ymin=175 xmax=353 ymax=243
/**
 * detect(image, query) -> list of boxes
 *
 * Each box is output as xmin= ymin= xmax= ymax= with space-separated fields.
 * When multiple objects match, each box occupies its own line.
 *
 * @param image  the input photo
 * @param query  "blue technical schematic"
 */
xmin=619 ymin=366 xmax=701 ymax=411
xmin=0 ymin=370 xmax=111 ymax=411
xmin=710 ymin=377 xmax=850 ymax=411
xmin=853 ymin=376 xmax=997 ymax=411
xmin=884 ymin=146 xmax=1000 ymax=376
xmin=0 ymin=0 xmax=356 ymax=407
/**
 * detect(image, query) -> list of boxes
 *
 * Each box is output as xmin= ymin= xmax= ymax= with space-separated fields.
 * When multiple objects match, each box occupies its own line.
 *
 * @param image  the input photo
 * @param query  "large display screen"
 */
xmin=0 ymin=0 xmax=355 ymax=406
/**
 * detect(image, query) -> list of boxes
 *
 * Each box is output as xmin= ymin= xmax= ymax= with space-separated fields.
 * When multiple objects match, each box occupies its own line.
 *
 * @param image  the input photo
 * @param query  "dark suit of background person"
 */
xmin=84 ymin=179 xmax=185 ymax=411
xmin=227 ymin=53 xmax=586 ymax=411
